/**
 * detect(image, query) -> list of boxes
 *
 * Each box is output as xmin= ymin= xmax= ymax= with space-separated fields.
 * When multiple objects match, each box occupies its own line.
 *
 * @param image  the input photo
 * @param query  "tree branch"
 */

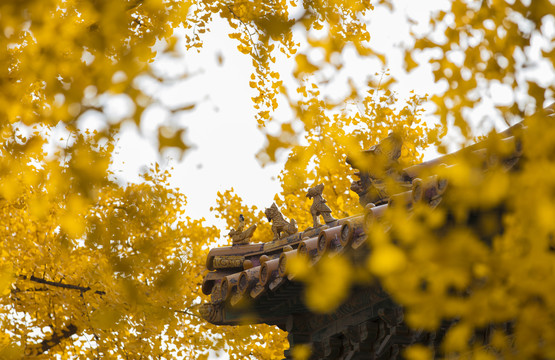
xmin=226 ymin=6 xmax=261 ymax=61
xmin=25 ymin=324 xmax=79 ymax=356
xmin=19 ymin=275 xmax=106 ymax=295
xmin=39 ymin=324 xmax=78 ymax=355
xmin=169 ymin=306 xmax=202 ymax=319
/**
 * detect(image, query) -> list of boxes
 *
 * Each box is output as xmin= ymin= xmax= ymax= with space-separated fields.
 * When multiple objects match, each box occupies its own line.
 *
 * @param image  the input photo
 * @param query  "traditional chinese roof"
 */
xmin=201 ymin=215 xmax=365 ymax=324
xmin=199 ymin=119 xmax=528 ymax=359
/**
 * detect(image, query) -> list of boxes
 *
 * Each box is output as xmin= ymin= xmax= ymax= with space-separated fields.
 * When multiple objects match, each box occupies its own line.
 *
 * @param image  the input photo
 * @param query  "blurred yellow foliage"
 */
xmin=1 ymin=0 xmax=554 ymax=359
xmin=291 ymin=343 xmax=312 ymax=360
xmin=304 ymin=255 xmax=353 ymax=313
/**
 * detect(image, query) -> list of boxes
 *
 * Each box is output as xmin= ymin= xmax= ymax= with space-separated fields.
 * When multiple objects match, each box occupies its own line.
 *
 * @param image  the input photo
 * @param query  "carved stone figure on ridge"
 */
xmin=264 ymin=203 xmax=297 ymax=240
xmin=306 ymin=184 xmax=336 ymax=228
xmin=228 ymin=214 xmax=257 ymax=246
xmin=348 ymin=132 xmax=410 ymax=206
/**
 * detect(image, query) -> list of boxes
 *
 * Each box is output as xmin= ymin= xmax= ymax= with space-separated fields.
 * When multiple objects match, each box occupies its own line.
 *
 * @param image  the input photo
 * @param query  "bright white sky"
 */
xmin=108 ymin=1 xmax=446 ymax=225
xmin=107 ymin=0 xmax=554 ymax=230
xmin=98 ymin=2 xmax=554 ymax=359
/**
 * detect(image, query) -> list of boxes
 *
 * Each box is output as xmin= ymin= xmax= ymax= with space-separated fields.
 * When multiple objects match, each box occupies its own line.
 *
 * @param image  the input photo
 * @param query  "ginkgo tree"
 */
xmin=1 ymin=0 xmax=375 ymax=358
xmin=1 ymin=0 xmax=555 ymax=359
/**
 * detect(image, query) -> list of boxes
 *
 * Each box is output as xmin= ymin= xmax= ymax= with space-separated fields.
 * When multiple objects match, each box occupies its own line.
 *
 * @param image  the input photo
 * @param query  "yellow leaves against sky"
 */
xmin=1 ymin=0 xmax=555 ymax=358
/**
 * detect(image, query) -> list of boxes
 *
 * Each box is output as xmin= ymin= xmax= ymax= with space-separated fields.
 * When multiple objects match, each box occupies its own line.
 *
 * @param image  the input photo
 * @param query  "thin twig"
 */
xmin=226 ymin=6 xmax=261 ymax=61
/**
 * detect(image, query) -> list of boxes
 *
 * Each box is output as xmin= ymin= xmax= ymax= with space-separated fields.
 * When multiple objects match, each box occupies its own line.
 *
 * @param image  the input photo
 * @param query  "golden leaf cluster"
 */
xmin=1 ymin=0 xmax=554 ymax=359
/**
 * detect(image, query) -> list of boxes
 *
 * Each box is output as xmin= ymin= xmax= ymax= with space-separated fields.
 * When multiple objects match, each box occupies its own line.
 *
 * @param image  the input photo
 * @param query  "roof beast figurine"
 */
xmin=348 ymin=132 xmax=409 ymax=206
xmin=228 ymin=214 xmax=256 ymax=246
xmin=264 ymin=203 xmax=297 ymax=240
xmin=306 ymin=183 xmax=336 ymax=228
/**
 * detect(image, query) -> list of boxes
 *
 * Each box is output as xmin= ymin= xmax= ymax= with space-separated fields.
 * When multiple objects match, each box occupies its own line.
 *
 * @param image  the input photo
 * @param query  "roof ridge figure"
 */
xmin=228 ymin=214 xmax=257 ymax=246
xmin=264 ymin=202 xmax=298 ymax=241
xmin=306 ymin=183 xmax=336 ymax=229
